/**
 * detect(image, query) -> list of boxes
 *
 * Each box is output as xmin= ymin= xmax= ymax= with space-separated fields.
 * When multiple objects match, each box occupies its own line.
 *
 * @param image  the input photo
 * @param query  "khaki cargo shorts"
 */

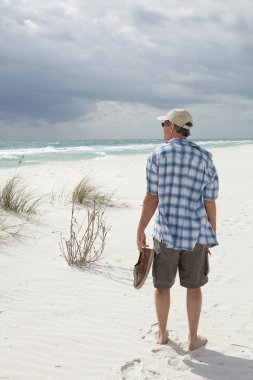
xmin=152 ymin=239 xmax=210 ymax=289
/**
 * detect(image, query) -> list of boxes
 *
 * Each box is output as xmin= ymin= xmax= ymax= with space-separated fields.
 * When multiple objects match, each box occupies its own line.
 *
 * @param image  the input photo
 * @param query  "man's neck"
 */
xmin=169 ymin=135 xmax=187 ymax=141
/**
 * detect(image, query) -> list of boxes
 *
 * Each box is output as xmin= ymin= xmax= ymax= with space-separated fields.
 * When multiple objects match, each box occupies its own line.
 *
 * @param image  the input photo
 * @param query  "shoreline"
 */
xmin=1 ymin=140 xmax=253 ymax=171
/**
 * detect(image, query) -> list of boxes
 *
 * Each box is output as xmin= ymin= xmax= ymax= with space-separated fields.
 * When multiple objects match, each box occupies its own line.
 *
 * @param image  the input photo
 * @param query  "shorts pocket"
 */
xmin=152 ymin=252 xmax=158 ymax=280
xmin=153 ymin=239 xmax=161 ymax=254
xmin=204 ymin=251 xmax=210 ymax=275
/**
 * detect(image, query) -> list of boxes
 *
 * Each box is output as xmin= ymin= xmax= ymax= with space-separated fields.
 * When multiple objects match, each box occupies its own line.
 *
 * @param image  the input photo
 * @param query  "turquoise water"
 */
xmin=0 ymin=139 xmax=253 ymax=169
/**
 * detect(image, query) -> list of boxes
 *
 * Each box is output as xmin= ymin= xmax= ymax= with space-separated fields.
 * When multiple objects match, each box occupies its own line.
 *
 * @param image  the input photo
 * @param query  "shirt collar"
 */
xmin=168 ymin=138 xmax=212 ymax=158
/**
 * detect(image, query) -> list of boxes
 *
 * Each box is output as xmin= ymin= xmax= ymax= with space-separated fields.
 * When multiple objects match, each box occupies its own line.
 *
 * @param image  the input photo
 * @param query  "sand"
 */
xmin=0 ymin=145 xmax=253 ymax=380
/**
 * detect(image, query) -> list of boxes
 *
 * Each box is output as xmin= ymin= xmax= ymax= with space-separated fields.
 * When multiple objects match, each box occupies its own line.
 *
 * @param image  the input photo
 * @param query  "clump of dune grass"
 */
xmin=0 ymin=216 xmax=23 ymax=238
xmin=59 ymin=201 xmax=110 ymax=266
xmin=0 ymin=175 xmax=44 ymax=215
xmin=0 ymin=155 xmax=44 ymax=215
xmin=72 ymin=177 xmax=115 ymax=207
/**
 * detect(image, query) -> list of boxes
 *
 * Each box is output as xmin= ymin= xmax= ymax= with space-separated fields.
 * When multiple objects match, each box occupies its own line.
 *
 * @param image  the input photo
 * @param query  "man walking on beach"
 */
xmin=137 ymin=109 xmax=219 ymax=351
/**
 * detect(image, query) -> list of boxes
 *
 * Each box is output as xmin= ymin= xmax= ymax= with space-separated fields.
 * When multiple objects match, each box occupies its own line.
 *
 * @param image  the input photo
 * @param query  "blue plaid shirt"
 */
xmin=146 ymin=138 xmax=219 ymax=251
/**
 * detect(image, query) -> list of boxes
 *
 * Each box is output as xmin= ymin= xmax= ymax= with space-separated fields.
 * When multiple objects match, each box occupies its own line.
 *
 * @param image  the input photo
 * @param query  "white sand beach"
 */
xmin=0 ymin=145 xmax=253 ymax=380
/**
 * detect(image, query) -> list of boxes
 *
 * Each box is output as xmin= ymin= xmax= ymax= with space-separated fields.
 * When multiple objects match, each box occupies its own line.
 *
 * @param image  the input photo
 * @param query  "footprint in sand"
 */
xmin=121 ymin=359 xmax=143 ymax=380
xmin=142 ymin=323 xmax=188 ymax=362
xmin=121 ymin=358 xmax=160 ymax=379
xmin=168 ymin=356 xmax=180 ymax=366
xmin=151 ymin=348 xmax=163 ymax=354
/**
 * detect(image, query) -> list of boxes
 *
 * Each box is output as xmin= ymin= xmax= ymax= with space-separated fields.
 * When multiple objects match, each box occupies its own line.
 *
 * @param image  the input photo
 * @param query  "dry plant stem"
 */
xmin=51 ymin=185 xmax=67 ymax=206
xmin=60 ymin=202 xmax=110 ymax=266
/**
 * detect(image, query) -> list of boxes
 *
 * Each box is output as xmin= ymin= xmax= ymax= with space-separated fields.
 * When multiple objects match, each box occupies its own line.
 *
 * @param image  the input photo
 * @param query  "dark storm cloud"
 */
xmin=0 ymin=0 xmax=253 ymax=138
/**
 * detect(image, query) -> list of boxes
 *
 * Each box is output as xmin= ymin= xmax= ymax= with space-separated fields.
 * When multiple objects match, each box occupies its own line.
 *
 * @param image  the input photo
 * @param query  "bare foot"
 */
xmin=188 ymin=335 xmax=208 ymax=351
xmin=155 ymin=331 xmax=169 ymax=345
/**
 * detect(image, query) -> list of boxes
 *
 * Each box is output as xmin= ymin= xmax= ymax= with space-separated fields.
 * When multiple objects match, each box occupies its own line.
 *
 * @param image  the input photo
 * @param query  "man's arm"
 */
xmin=137 ymin=193 xmax=158 ymax=251
xmin=204 ymin=200 xmax=216 ymax=233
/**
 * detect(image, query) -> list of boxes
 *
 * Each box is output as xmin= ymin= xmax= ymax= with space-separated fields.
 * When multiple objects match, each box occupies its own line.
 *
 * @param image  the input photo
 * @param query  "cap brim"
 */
xmin=157 ymin=115 xmax=168 ymax=121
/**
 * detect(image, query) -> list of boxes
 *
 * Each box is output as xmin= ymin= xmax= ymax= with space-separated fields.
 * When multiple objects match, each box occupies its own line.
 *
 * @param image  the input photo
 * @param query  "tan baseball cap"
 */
xmin=157 ymin=109 xmax=193 ymax=130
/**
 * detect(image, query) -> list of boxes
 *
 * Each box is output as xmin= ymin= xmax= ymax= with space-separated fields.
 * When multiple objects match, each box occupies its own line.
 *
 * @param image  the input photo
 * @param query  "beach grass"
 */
xmin=0 ymin=215 xmax=23 ymax=238
xmin=50 ymin=185 xmax=68 ymax=206
xmin=72 ymin=177 xmax=115 ymax=207
xmin=0 ymin=175 xmax=44 ymax=215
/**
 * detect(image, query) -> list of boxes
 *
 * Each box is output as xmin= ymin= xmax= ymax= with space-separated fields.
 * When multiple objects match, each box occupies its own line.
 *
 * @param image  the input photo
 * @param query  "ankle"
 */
xmin=159 ymin=329 xmax=168 ymax=337
xmin=188 ymin=333 xmax=197 ymax=342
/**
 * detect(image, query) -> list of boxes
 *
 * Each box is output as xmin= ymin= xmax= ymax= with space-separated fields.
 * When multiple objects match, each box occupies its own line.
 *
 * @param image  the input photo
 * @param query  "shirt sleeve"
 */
xmin=146 ymin=153 xmax=158 ymax=195
xmin=202 ymin=159 xmax=219 ymax=201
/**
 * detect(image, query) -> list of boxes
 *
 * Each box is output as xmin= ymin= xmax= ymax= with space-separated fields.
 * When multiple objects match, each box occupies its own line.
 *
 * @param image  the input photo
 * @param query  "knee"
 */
xmin=187 ymin=287 xmax=201 ymax=293
xmin=156 ymin=288 xmax=170 ymax=296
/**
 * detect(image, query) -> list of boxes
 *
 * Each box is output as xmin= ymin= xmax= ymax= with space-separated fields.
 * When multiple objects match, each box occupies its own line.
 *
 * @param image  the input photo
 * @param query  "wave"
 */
xmin=0 ymin=139 xmax=252 ymax=169
xmin=0 ymin=145 xmax=96 ymax=156
xmin=0 ymin=143 xmax=159 ymax=157
xmin=0 ymin=155 xmax=18 ymax=160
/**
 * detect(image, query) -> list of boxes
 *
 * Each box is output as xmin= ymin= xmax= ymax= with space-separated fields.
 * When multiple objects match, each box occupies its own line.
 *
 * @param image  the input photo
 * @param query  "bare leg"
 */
xmin=154 ymin=288 xmax=170 ymax=344
xmin=187 ymin=287 xmax=207 ymax=351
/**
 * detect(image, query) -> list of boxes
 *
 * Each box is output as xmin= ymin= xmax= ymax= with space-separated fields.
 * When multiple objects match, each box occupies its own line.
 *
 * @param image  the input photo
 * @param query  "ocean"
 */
xmin=0 ymin=139 xmax=253 ymax=169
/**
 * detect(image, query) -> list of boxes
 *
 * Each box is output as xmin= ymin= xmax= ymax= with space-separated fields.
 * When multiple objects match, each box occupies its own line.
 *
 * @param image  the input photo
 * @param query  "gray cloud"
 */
xmin=0 ymin=0 xmax=253 ymax=139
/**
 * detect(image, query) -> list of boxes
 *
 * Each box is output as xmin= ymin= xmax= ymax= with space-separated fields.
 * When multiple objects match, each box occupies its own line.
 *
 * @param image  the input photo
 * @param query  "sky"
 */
xmin=0 ymin=0 xmax=253 ymax=140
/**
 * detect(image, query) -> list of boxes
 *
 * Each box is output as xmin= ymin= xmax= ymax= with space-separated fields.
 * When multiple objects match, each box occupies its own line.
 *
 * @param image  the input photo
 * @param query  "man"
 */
xmin=137 ymin=109 xmax=218 ymax=351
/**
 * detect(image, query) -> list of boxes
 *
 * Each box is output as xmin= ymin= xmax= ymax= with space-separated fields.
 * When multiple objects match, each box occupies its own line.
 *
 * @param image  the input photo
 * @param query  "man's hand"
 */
xmin=137 ymin=229 xmax=148 ymax=252
xmin=136 ymin=193 xmax=158 ymax=252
